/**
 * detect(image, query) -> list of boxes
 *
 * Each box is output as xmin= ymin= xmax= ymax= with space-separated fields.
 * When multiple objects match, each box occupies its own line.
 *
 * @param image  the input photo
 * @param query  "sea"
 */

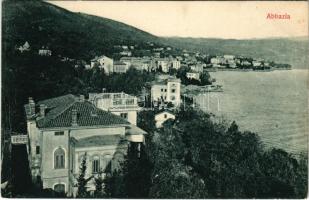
xmin=195 ymin=69 xmax=308 ymax=154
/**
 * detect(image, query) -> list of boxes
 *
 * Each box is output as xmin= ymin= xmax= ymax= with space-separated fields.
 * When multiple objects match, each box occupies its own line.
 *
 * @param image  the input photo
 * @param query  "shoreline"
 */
xmin=205 ymin=67 xmax=292 ymax=72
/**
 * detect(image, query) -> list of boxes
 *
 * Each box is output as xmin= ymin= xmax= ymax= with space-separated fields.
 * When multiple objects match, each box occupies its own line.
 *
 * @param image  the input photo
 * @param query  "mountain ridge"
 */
xmin=3 ymin=0 xmax=308 ymax=68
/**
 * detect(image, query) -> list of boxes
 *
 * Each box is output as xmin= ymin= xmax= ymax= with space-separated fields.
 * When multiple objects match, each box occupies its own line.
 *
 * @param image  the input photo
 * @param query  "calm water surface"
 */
xmin=196 ymin=69 xmax=308 ymax=153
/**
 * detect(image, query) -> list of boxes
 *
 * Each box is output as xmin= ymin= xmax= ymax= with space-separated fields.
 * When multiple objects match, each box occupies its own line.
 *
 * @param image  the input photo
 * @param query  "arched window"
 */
xmin=54 ymin=183 xmax=65 ymax=193
xmin=92 ymin=156 xmax=100 ymax=173
xmin=54 ymin=148 xmax=65 ymax=169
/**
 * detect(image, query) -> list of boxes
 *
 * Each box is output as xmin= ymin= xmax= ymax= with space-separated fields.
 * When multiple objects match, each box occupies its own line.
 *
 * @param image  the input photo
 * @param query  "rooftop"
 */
xmin=25 ymin=94 xmax=129 ymax=129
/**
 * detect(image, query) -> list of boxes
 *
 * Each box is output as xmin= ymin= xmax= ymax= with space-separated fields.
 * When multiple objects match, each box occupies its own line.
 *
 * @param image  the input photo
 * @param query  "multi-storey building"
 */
xmin=24 ymin=94 xmax=145 ymax=196
xmin=113 ymin=61 xmax=129 ymax=73
xmin=89 ymin=92 xmax=140 ymax=125
xmin=151 ymin=77 xmax=181 ymax=106
xmin=90 ymin=55 xmax=114 ymax=74
xmin=120 ymin=57 xmax=152 ymax=72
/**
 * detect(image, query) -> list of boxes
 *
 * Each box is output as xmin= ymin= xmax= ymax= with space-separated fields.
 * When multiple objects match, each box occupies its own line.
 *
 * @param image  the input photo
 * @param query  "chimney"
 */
xmin=29 ymin=97 xmax=35 ymax=116
xmin=71 ymin=109 xmax=78 ymax=126
xmin=39 ymin=104 xmax=46 ymax=117
xmin=79 ymin=95 xmax=85 ymax=102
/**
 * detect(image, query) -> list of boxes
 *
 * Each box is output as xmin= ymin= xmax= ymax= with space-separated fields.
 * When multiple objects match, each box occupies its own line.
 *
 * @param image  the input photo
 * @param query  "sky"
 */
xmin=49 ymin=1 xmax=308 ymax=39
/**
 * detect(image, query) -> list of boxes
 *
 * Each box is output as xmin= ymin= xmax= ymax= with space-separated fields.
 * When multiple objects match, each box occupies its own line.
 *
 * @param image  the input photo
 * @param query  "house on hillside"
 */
xmin=186 ymin=71 xmax=201 ymax=81
xmin=120 ymin=57 xmax=151 ymax=72
xmin=151 ymin=77 xmax=181 ymax=106
xmin=113 ymin=61 xmax=129 ymax=73
xmin=155 ymin=110 xmax=175 ymax=128
xmin=156 ymin=58 xmax=170 ymax=73
xmin=17 ymin=41 xmax=30 ymax=52
xmin=38 ymin=46 xmax=52 ymax=56
xmin=24 ymin=94 xmax=146 ymax=196
xmin=190 ymin=64 xmax=204 ymax=73
xmin=90 ymin=55 xmax=114 ymax=74
xmin=119 ymin=50 xmax=132 ymax=57
xmin=171 ymin=59 xmax=181 ymax=70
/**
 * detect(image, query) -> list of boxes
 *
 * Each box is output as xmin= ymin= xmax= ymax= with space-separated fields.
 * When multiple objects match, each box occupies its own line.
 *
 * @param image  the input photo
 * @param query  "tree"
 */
xmin=94 ymin=171 xmax=105 ymax=198
xmin=76 ymin=154 xmax=92 ymax=198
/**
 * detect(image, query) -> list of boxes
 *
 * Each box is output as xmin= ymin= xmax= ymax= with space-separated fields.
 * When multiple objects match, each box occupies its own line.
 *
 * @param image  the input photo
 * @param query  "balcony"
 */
xmin=11 ymin=135 xmax=28 ymax=145
xmin=93 ymin=92 xmax=139 ymax=111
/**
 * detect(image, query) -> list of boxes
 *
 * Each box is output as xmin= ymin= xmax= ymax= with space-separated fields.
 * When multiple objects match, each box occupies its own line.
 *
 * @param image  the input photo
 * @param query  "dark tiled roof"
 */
xmin=125 ymin=124 xmax=147 ymax=135
xmin=31 ymin=94 xmax=129 ymax=128
xmin=74 ymin=135 xmax=127 ymax=148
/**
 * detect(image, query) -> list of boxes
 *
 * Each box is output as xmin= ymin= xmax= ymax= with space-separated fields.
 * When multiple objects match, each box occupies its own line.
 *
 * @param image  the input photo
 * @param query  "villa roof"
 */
xmin=125 ymin=124 xmax=147 ymax=135
xmin=26 ymin=94 xmax=129 ymax=129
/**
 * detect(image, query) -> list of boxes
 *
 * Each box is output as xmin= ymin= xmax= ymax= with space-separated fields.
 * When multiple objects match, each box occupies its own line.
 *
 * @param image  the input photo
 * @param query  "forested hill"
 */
xmin=3 ymin=0 xmax=308 ymax=68
xmin=2 ymin=0 xmax=159 ymax=61
xmin=161 ymin=37 xmax=309 ymax=69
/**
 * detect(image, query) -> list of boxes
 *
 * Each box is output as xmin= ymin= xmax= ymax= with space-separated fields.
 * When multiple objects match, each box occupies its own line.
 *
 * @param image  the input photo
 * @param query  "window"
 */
xmin=164 ymin=89 xmax=167 ymax=92
xmin=55 ymin=131 xmax=64 ymax=136
xmin=54 ymin=148 xmax=65 ymax=169
xmin=161 ymin=89 xmax=164 ymax=92
xmin=54 ymin=184 xmax=65 ymax=194
xmin=120 ymin=113 xmax=128 ymax=119
xmin=171 ymin=89 xmax=176 ymax=93
xmin=92 ymin=158 xmax=100 ymax=173
xmin=36 ymin=146 xmax=40 ymax=155
xmin=164 ymin=114 xmax=167 ymax=118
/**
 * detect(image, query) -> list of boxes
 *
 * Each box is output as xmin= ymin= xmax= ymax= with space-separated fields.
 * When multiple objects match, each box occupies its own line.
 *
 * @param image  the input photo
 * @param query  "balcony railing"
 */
xmin=11 ymin=135 xmax=28 ymax=145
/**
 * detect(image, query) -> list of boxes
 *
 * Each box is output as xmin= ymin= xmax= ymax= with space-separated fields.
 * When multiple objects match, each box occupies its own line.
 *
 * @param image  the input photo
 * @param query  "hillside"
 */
xmin=161 ymin=37 xmax=309 ymax=69
xmin=2 ymin=0 xmax=159 ymax=60
xmin=3 ymin=0 xmax=308 ymax=68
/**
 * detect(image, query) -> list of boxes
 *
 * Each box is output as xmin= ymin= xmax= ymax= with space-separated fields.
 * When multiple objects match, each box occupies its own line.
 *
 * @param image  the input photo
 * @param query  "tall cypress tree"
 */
xmin=77 ymin=153 xmax=91 ymax=198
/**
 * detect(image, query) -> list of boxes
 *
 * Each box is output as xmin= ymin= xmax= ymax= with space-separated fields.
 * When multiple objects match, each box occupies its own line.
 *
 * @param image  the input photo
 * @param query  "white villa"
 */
xmin=88 ymin=92 xmax=140 ymax=125
xmin=38 ymin=47 xmax=52 ymax=56
xmin=186 ymin=71 xmax=200 ymax=81
xmin=151 ymin=77 xmax=181 ymax=106
xmin=24 ymin=94 xmax=146 ymax=196
xmin=17 ymin=41 xmax=30 ymax=52
xmin=113 ymin=61 xmax=129 ymax=73
xmin=90 ymin=55 xmax=114 ymax=74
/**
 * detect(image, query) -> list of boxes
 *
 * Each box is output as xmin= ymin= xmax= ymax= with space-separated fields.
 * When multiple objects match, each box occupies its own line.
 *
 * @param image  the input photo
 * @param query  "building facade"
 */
xmin=151 ymin=77 xmax=181 ymax=106
xmin=186 ymin=71 xmax=201 ymax=80
xmin=90 ymin=55 xmax=114 ymax=74
xmin=24 ymin=94 xmax=145 ymax=196
xmin=113 ymin=61 xmax=129 ymax=73
xmin=89 ymin=92 xmax=140 ymax=125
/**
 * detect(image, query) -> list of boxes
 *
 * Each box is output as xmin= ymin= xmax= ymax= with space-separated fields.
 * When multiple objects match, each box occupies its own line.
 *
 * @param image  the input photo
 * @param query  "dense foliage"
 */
xmin=105 ymin=107 xmax=308 ymax=198
xmin=176 ymin=66 xmax=212 ymax=86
